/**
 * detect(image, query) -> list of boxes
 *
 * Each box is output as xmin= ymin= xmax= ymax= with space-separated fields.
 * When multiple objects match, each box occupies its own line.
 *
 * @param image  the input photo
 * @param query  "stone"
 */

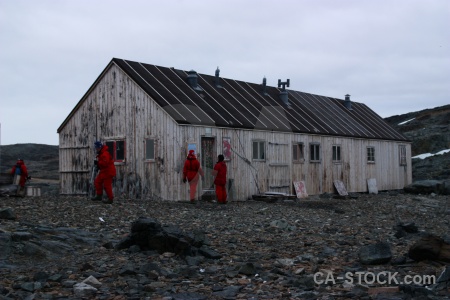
xmin=11 ymin=232 xmax=33 ymax=241
xmin=116 ymin=217 xmax=216 ymax=258
xmin=170 ymin=292 xmax=208 ymax=300
xmin=1 ymin=192 xmax=449 ymax=299
xmin=212 ymin=285 xmax=243 ymax=298
xmin=198 ymin=246 xmax=222 ymax=259
xmin=33 ymin=271 xmax=49 ymax=282
xmin=73 ymin=282 xmax=97 ymax=298
xmin=20 ymin=282 xmax=35 ymax=292
xmin=404 ymin=180 xmax=445 ymax=195
xmin=82 ymin=275 xmax=102 ymax=288
xmin=359 ymin=242 xmax=392 ymax=265
xmin=0 ymin=208 xmax=16 ymax=220
xmin=409 ymin=235 xmax=450 ymax=262
xmin=238 ymin=262 xmax=257 ymax=276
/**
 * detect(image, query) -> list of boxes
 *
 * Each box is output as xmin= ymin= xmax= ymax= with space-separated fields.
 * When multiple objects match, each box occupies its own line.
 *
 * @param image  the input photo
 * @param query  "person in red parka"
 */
xmin=213 ymin=154 xmax=227 ymax=204
xmin=91 ymin=141 xmax=116 ymax=204
xmin=183 ymin=150 xmax=204 ymax=203
xmin=11 ymin=159 xmax=28 ymax=187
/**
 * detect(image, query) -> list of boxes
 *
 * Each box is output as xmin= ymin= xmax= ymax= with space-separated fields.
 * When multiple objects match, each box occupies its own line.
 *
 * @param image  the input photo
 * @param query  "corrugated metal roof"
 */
xmin=59 ymin=58 xmax=409 ymax=141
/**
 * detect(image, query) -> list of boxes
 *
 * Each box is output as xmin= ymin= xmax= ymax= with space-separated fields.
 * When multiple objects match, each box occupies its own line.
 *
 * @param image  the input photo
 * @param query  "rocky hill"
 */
xmin=0 ymin=104 xmax=448 ymax=183
xmin=384 ymin=104 xmax=450 ymax=181
xmin=0 ymin=143 xmax=59 ymax=180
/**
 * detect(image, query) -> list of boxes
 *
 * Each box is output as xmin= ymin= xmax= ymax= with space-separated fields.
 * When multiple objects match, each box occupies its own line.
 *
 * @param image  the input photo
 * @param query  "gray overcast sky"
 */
xmin=0 ymin=0 xmax=449 ymax=146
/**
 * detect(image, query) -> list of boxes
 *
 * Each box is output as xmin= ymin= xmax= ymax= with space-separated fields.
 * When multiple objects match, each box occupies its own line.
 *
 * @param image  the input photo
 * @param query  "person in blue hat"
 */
xmin=91 ymin=141 xmax=116 ymax=204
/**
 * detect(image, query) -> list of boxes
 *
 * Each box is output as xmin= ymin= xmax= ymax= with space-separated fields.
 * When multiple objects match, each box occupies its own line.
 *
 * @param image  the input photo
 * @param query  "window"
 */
xmin=105 ymin=140 xmax=125 ymax=162
xmin=332 ymin=145 xmax=341 ymax=162
xmin=252 ymin=140 xmax=265 ymax=160
xmin=145 ymin=139 xmax=155 ymax=160
xmin=399 ymin=145 xmax=406 ymax=166
xmin=367 ymin=146 xmax=375 ymax=163
xmin=310 ymin=143 xmax=321 ymax=162
xmin=293 ymin=143 xmax=304 ymax=162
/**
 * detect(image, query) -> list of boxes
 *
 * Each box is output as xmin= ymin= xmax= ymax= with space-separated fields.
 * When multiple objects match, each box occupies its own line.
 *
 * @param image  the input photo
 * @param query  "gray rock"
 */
xmin=119 ymin=264 xmax=137 ymax=276
xmin=408 ymin=235 xmax=450 ymax=262
xmin=170 ymin=292 xmax=208 ymax=300
xmin=82 ymin=275 xmax=102 ymax=288
xmin=198 ymin=245 xmax=222 ymax=259
xmin=213 ymin=285 xmax=243 ymax=298
xmin=238 ymin=262 xmax=257 ymax=276
xmin=293 ymin=275 xmax=316 ymax=290
xmin=61 ymin=280 xmax=77 ymax=288
xmin=394 ymin=221 xmax=419 ymax=238
xmin=0 ymin=208 xmax=16 ymax=220
xmin=359 ymin=242 xmax=392 ymax=265
xmin=139 ymin=262 xmax=161 ymax=274
xmin=33 ymin=272 xmax=49 ymax=282
xmin=20 ymin=282 xmax=36 ymax=292
xmin=185 ymin=255 xmax=204 ymax=266
xmin=73 ymin=282 xmax=97 ymax=298
xmin=270 ymin=219 xmax=297 ymax=231
xmin=116 ymin=217 xmax=215 ymax=258
xmin=404 ymin=180 xmax=449 ymax=195
xmin=11 ymin=232 xmax=33 ymax=242
xmin=21 ymin=241 xmax=48 ymax=257
xmin=0 ymin=233 xmax=12 ymax=259
xmin=47 ymin=274 xmax=63 ymax=282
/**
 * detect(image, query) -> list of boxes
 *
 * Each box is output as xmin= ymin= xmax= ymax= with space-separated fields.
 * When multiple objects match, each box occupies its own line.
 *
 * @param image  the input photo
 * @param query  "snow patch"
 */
xmin=398 ymin=118 xmax=415 ymax=125
xmin=412 ymin=149 xmax=450 ymax=159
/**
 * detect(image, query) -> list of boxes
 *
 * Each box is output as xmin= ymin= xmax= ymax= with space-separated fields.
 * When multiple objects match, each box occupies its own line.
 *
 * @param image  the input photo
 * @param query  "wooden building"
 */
xmin=57 ymin=58 xmax=412 ymax=200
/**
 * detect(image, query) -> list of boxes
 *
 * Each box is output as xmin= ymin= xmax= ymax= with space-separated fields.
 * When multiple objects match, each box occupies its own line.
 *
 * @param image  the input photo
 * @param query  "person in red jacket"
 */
xmin=11 ymin=159 xmax=28 ymax=187
xmin=183 ymin=150 xmax=204 ymax=203
xmin=91 ymin=141 xmax=116 ymax=204
xmin=213 ymin=154 xmax=227 ymax=204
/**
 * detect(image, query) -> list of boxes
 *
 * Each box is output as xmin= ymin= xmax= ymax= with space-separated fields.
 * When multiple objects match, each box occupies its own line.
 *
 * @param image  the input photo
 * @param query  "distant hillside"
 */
xmin=0 ymin=143 xmax=59 ymax=180
xmin=384 ymin=104 xmax=450 ymax=156
xmin=384 ymin=104 xmax=450 ymax=181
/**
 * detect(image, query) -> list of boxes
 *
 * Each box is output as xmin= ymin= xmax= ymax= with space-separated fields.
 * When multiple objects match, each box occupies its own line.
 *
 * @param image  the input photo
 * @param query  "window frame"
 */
xmin=292 ymin=142 xmax=305 ymax=163
xmin=105 ymin=140 xmax=126 ymax=163
xmin=145 ymin=138 xmax=156 ymax=161
xmin=252 ymin=140 xmax=266 ymax=161
xmin=367 ymin=146 xmax=375 ymax=163
xmin=332 ymin=145 xmax=342 ymax=162
xmin=399 ymin=145 xmax=407 ymax=166
xmin=309 ymin=143 xmax=321 ymax=162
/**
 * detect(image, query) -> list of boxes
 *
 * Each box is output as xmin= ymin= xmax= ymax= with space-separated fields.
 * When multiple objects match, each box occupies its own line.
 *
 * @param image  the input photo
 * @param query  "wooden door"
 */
xmin=268 ymin=142 xmax=291 ymax=194
xmin=201 ymin=137 xmax=216 ymax=190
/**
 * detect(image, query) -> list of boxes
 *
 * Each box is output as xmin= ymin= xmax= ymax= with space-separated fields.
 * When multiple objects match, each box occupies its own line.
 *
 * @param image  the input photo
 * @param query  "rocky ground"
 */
xmin=1 ymin=192 xmax=449 ymax=300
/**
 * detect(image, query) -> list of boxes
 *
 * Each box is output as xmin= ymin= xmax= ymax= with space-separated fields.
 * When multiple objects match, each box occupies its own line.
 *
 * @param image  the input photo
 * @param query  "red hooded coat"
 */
xmin=183 ymin=151 xmax=204 ymax=182
xmin=11 ymin=160 xmax=28 ymax=187
xmin=213 ymin=161 xmax=227 ymax=186
xmin=97 ymin=145 xmax=116 ymax=177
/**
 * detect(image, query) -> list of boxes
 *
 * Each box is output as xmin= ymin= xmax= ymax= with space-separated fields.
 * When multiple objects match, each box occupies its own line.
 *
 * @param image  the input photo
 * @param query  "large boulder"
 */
xmin=115 ymin=217 xmax=221 ymax=259
xmin=404 ymin=180 xmax=450 ymax=195
xmin=0 ymin=207 xmax=16 ymax=220
xmin=359 ymin=242 xmax=392 ymax=265
xmin=408 ymin=235 xmax=450 ymax=263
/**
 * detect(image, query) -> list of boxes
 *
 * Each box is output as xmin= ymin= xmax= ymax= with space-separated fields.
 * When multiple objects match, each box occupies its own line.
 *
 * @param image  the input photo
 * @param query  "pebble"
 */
xmin=0 ymin=193 xmax=449 ymax=299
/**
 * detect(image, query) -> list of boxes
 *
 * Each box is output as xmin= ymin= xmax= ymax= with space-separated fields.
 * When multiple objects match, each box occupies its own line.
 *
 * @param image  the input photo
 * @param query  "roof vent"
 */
xmin=261 ymin=77 xmax=268 ymax=95
xmin=344 ymin=94 xmax=353 ymax=110
xmin=278 ymin=79 xmax=290 ymax=105
xmin=187 ymin=70 xmax=203 ymax=92
xmin=214 ymin=67 xmax=222 ymax=88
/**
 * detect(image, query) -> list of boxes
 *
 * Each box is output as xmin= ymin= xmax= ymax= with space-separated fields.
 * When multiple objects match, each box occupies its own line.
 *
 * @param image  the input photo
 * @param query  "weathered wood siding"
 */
xmin=59 ymin=63 xmax=412 ymax=199
xmin=59 ymin=64 xmax=185 ymax=198
xmin=173 ymin=127 xmax=412 ymax=199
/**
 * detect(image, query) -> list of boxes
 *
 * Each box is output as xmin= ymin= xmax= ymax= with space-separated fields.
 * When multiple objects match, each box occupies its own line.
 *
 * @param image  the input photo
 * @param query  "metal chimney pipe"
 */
xmin=344 ymin=94 xmax=353 ymax=110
